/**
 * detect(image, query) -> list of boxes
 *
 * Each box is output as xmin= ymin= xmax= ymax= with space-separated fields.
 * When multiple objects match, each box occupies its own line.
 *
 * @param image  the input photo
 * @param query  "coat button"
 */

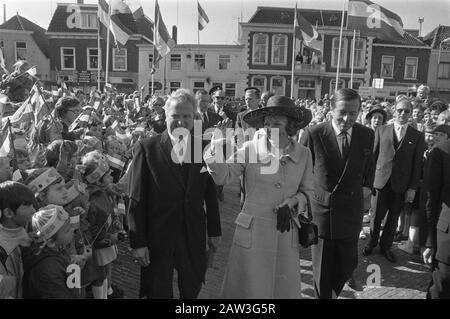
xmin=275 ymin=183 xmax=282 ymax=189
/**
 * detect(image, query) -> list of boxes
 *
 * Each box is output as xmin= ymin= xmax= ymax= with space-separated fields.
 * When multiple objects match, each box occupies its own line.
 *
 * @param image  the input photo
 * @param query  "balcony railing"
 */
xmin=294 ymin=62 xmax=326 ymax=75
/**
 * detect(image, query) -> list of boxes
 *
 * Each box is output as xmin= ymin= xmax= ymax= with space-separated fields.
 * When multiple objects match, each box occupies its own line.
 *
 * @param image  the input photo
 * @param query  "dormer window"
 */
xmin=81 ymin=12 xmax=98 ymax=29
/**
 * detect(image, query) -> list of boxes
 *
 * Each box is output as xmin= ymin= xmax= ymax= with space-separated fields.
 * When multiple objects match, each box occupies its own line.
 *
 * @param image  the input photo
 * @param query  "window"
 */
xmin=271 ymin=34 xmax=288 ymax=65
xmin=298 ymin=80 xmax=316 ymax=88
xmin=170 ymin=54 xmax=181 ymax=70
xmin=404 ymin=57 xmax=418 ymax=80
xmin=252 ymin=33 xmax=268 ymax=65
xmin=438 ymin=62 xmax=450 ymax=79
xmin=381 ymin=55 xmax=394 ymax=78
xmin=251 ymin=76 xmax=266 ymax=93
xmin=219 ymin=55 xmax=230 ymax=70
xmin=330 ymin=79 xmax=345 ymax=94
xmin=87 ymin=48 xmax=100 ymax=70
xmin=225 ymin=83 xmax=236 ymax=97
xmin=270 ymin=77 xmax=285 ymax=96
xmin=193 ymin=81 xmax=205 ymax=93
xmin=61 ymin=47 xmax=75 ymax=70
xmin=331 ymin=37 xmax=348 ymax=68
xmin=15 ymin=42 xmax=27 ymax=61
xmin=113 ymin=48 xmax=127 ymax=71
xmin=81 ymin=13 xmax=98 ymax=29
xmin=351 ymin=38 xmax=366 ymax=69
xmin=194 ymin=54 xmax=205 ymax=70
xmin=170 ymin=81 xmax=181 ymax=93
xmin=148 ymin=54 xmax=159 ymax=69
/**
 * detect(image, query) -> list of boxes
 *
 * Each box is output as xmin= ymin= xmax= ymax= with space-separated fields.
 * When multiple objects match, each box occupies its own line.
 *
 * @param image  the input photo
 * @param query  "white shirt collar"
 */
xmin=331 ymin=120 xmax=353 ymax=137
xmin=394 ymin=122 xmax=408 ymax=131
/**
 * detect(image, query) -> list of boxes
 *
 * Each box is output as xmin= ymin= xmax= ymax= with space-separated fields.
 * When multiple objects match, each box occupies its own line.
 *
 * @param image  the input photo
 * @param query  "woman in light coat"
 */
xmin=204 ymin=96 xmax=314 ymax=299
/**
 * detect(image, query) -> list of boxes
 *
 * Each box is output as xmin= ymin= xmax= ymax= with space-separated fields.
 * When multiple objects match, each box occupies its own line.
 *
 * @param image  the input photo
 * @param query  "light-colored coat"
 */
xmin=204 ymin=130 xmax=314 ymax=299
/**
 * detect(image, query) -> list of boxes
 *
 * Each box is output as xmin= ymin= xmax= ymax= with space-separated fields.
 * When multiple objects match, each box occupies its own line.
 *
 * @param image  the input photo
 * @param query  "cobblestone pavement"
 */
xmin=112 ymin=180 xmax=431 ymax=299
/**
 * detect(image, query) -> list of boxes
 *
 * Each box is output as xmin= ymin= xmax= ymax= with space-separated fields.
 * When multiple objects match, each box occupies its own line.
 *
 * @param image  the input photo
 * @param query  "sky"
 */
xmin=2 ymin=0 xmax=450 ymax=44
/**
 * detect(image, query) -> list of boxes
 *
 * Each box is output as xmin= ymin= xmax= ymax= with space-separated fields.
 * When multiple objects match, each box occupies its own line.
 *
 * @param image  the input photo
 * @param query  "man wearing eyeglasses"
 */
xmin=363 ymin=99 xmax=425 ymax=263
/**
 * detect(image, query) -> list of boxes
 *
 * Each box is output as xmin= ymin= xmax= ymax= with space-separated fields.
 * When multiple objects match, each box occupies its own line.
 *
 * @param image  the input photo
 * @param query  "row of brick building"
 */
xmin=0 ymin=2 xmax=449 ymax=100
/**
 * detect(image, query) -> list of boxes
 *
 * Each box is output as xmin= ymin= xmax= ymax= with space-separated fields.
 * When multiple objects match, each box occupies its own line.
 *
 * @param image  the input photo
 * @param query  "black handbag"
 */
xmin=291 ymin=191 xmax=318 ymax=248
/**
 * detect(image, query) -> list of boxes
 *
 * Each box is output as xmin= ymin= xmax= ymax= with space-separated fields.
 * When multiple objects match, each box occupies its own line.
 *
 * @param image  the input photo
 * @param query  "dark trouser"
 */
xmin=429 ymin=261 xmax=450 ymax=299
xmin=140 ymin=230 xmax=203 ymax=299
xmin=312 ymin=235 xmax=359 ymax=299
xmin=368 ymin=182 xmax=405 ymax=250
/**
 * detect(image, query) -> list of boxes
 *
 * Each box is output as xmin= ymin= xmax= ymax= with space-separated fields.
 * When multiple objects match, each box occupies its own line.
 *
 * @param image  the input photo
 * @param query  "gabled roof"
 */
xmin=0 ymin=14 xmax=50 ymax=58
xmin=136 ymin=14 xmax=154 ymax=43
xmin=423 ymin=25 xmax=450 ymax=49
xmin=248 ymin=6 xmax=346 ymax=27
xmin=373 ymin=31 xmax=428 ymax=47
xmin=47 ymin=3 xmax=137 ymax=34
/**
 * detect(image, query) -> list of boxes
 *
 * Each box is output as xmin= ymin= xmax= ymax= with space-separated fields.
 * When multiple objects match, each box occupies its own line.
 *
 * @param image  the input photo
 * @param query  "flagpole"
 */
xmin=350 ymin=29 xmax=356 ymax=89
xmin=97 ymin=10 xmax=101 ymax=92
xmin=335 ymin=0 xmax=346 ymax=92
xmin=105 ymin=0 xmax=112 ymax=87
xmin=291 ymin=3 xmax=297 ymax=99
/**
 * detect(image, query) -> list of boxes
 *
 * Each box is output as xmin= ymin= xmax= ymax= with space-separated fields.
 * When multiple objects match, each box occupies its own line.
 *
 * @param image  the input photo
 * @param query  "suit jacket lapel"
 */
xmin=336 ymin=124 xmax=361 ymax=189
xmin=321 ymin=122 xmax=345 ymax=170
xmin=159 ymin=131 xmax=186 ymax=191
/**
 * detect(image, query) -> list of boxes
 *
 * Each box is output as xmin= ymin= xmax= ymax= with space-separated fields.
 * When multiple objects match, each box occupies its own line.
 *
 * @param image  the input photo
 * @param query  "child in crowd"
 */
xmin=0 ymin=181 xmax=35 ymax=298
xmin=21 ymin=205 xmax=79 ymax=299
xmin=80 ymin=150 xmax=123 ymax=299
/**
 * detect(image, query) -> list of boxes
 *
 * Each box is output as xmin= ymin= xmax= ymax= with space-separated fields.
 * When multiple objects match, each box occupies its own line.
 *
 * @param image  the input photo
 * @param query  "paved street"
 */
xmin=112 ymin=180 xmax=431 ymax=299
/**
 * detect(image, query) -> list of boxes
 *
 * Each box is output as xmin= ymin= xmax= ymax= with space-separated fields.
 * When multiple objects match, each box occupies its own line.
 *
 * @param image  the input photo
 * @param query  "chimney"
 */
xmin=3 ymin=4 xmax=6 ymax=23
xmin=77 ymin=0 xmax=84 ymax=4
xmin=172 ymin=26 xmax=177 ymax=44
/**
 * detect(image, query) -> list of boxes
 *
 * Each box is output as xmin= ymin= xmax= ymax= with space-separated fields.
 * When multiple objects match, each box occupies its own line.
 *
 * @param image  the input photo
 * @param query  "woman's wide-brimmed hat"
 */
xmin=365 ymin=105 xmax=388 ymax=124
xmin=243 ymin=95 xmax=312 ymax=129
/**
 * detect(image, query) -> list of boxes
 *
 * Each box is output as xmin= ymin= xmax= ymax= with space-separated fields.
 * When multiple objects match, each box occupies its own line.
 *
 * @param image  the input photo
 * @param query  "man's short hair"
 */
xmin=165 ymin=88 xmax=197 ymax=113
xmin=332 ymin=88 xmax=361 ymax=109
xmin=244 ymin=87 xmax=261 ymax=98
xmin=0 ymin=181 xmax=35 ymax=222
xmin=195 ymin=89 xmax=208 ymax=99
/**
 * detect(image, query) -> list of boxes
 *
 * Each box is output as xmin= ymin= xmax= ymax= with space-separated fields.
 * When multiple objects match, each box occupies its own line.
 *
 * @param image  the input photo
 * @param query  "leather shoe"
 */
xmin=362 ymin=246 xmax=373 ymax=256
xmin=380 ymin=248 xmax=397 ymax=263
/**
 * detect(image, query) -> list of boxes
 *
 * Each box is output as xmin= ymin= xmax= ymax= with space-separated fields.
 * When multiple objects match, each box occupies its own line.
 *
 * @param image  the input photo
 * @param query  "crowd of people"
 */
xmin=0 ymin=59 xmax=449 ymax=299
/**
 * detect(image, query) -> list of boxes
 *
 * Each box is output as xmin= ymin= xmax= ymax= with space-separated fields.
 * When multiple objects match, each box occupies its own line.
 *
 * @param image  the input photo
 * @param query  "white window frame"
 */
xmin=87 ymin=48 xmax=101 ymax=71
xmin=404 ymin=57 xmax=418 ymax=80
xmin=193 ymin=81 xmax=205 ymax=93
xmin=438 ymin=62 xmax=450 ymax=79
xmin=15 ymin=41 xmax=27 ymax=61
xmin=225 ymin=83 xmax=236 ymax=97
xmin=252 ymin=33 xmax=269 ymax=65
xmin=380 ymin=55 xmax=395 ymax=79
xmin=61 ymin=47 xmax=76 ymax=70
xmin=148 ymin=53 xmax=159 ymax=69
xmin=194 ymin=54 xmax=206 ymax=71
xmin=170 ymin=54 xmax=181 ymax=70
xmin=169 ymin=81 xmax=181 ymax=92
xmin=251 ymin=76 xmax=267 ymax=93
xmin=81 ymin=13 xmax=98 ymax=29
xmin=271 ymin=34 xmax=288 ymax=66
xmin=218 ymin=55 xmax=231 ymax=70
xmin=270 ymin=76 xmax=286 ymax=96
xmin=351 ymin=38 xmax=366 ymax=69
xmin=113 ymin=48 xmax=127 ymax=71
xmin=331 ymin=37 xmax=348 ymax=68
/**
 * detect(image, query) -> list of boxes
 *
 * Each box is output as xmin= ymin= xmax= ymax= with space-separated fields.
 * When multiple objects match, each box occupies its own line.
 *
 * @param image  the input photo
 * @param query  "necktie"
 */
xmin=340 ymin=131 xmax=349 ymax=159
xmin=398 ymin=126 xmax=405 ymax=141
xmin=176 ymin=140 xmax=185 ymax=165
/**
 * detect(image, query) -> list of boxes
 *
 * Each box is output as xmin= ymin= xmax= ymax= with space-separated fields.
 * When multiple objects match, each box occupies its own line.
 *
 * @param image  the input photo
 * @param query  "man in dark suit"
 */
xmin=363 ymin=99 xmax=425 ymax=263
xmin=424 ymin=137 xmax=450 ymax=298
xmin=235 ymin=87 xmax=261 ymax=148
xmin=300 ymin=88 xmax=375 ymax=299
xmin=127 ymin=89 xmax=221 ymax=299
xmin=195 ymin=89 xmax=222 ymax=131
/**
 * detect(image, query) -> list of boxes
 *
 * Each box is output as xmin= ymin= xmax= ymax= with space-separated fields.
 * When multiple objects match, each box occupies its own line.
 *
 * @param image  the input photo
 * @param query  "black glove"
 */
xmin=276 ymin=204 xmax=291 ymax=233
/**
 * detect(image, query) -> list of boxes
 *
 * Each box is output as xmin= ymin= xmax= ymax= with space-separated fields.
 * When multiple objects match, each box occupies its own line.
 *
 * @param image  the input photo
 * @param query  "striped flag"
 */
xmin=68 ymin=109 xmax=93 ymax=132
xmin=294 ymin=5 xmax=320 ymax=49
xmin=153 ymin=0 xmax=176 ymax=64
xmin=98 ymin=0 xmax=134 ymax=46
xmin=198 ymin=1 xmax=210 ymax=31
xmin=0 ymin=47 xmax=8 ymax=74
xmin=106 ymin=153 xmax=126 ymax=171
xmin=0 ymin=125 xmax=11 ymax=157
xmin=111 ymin=120 xmax=132 ymax=143
xmin=347 ymin=0 xmax=404 ymax=40
xmin=9 ymin=85 xmax=46 ymax=126
xmin=0 ymin=94 xmax=8 ymax=121
xmin=26 ymin=66 xmax=37 ymax=77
